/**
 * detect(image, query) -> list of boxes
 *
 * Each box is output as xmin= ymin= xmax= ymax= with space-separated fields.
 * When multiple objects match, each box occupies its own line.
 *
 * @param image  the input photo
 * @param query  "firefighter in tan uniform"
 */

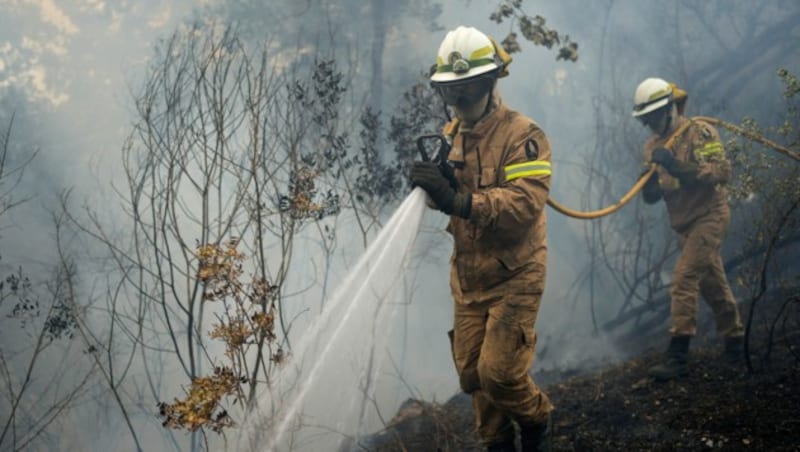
xmin=410 ymin=26 xmax=553 ymax=451
xmin=633 ymin=78 xmax=745 ymax=380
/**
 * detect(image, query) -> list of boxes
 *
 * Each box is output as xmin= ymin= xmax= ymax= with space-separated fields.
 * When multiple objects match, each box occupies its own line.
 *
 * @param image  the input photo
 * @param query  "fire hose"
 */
xmin=417 ymin=116 xmax=799 ymax=220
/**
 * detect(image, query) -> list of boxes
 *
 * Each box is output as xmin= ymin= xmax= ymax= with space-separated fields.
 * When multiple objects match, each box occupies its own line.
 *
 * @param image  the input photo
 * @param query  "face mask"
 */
xmin=436 ymin=76 xmax=494 ymax=109
xmin=638 ymin=105 xmax=672 ymax=136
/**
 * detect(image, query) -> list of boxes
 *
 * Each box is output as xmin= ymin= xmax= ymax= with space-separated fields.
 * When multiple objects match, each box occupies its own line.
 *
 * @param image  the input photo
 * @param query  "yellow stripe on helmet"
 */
xmin=470 ymin=45 xmax=494 ymax=60
xmin=648 ymin=87 xmax=671 ymax=101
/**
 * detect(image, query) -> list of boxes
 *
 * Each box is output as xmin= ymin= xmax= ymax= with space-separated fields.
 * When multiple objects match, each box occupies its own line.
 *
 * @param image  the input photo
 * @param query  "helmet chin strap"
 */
xmin=483 ymin=81 xmax=495 ymax=118
xmin=440 ymin=95 xmax=452 ymax=122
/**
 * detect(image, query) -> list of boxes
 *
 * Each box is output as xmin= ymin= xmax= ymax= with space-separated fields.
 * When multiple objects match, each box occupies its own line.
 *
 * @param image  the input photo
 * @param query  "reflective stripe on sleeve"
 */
xmin=504 ymin=160 xmax=552 ymax=181
xmin=694 ymin=141 xmax=723 ymax=159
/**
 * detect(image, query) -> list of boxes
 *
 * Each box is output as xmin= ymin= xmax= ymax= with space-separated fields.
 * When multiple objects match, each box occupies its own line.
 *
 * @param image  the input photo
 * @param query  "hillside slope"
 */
xmin=346 ymin=301 xmax=800 ymax=451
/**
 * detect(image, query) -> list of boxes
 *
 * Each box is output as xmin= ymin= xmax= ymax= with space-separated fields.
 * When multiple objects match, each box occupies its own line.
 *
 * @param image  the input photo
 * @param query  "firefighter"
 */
xmin=410 ymin=26 xmax=553 ymax=451
xmin=633 ymin=77 xmax=745 ymax=380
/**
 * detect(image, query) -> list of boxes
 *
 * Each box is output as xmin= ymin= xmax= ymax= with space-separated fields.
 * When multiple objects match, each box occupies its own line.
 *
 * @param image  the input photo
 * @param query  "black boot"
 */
xmin=486 ymin=437 xmax=516 ymax=452
xmin=648 ymin=335 xmax=690 ymax=380
xmin=519 ymin=414 xmax=552 ymax=452
xmin=723 ymin=336 xmax=744 ymax=364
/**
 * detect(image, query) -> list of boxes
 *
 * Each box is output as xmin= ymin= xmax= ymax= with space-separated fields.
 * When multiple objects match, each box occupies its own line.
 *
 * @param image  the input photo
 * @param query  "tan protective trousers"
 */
xmin=670 ymin=207 xmax=744 ymax=338
xmin=450 ymin=293 xmax=553 ymax=445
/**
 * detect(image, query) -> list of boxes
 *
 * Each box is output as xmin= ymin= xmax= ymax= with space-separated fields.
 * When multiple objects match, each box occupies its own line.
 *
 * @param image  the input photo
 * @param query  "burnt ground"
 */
xmin=345 ymin=296 xmax=800 ymax=451
xmin=549 ymin=344 xmax=800 ymax=451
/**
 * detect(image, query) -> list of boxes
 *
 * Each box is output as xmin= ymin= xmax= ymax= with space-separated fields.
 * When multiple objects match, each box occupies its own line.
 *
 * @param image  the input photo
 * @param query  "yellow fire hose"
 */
xmin=694 ymin=116 xmax=800 ymax=162
xmin=545 ymin=166 xmax=658 ymax=220
xmin=547 ymin=116 xmax=800 ymax=220
xmin=432 ymin=115 xmax=797 ymax=220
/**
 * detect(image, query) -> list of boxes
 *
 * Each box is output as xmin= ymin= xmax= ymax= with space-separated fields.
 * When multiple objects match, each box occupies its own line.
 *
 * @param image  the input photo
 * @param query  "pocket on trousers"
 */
xmin=447 ymin=329 xmax=456 ymax=364
xmin=521 ymin=325 xmax=536 ymax=350
xmin=491 ymin=321 xmax=536 ymax=382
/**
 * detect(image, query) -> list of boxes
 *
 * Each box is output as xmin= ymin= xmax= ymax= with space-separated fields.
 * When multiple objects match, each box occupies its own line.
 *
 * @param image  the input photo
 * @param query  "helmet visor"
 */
xmin=632 ymin=93 xmax=671 ymax=117
xmin=433 ymin=74 xmax=495 ymax=108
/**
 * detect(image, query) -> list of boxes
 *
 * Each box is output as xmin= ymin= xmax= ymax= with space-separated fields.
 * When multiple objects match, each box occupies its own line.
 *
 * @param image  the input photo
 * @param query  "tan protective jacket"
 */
xmin=644 ymin=116 xmax=731 ymax=231
xmin=444 ymin=97 xmax=552 ymax=304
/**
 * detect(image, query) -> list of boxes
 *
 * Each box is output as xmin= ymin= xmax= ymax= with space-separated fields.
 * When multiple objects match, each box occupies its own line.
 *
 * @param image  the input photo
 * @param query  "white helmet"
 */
xmin=632 ymin=77 xmax=673 ymax=117
xmin=431 ymin=26 xmax=500 ymax=83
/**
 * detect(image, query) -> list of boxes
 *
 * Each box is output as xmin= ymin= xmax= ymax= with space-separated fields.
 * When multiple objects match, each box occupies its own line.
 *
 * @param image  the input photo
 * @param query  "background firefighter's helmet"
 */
xmin=431 ymin=26 xmax=509 ymax=83
xmin=632 ymin=77 xmax=674 ymax=117
xmin=633 ymin=77 xmax=690 ymax=117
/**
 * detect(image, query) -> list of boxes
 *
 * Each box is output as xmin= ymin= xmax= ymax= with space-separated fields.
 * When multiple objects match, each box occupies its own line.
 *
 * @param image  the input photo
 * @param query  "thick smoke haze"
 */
xmin=1 ymin=1 xmax=798 ymax=451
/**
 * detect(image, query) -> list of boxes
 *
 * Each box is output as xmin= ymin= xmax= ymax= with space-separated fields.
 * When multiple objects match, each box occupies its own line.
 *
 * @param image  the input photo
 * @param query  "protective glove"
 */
xmin=410 ymin=161 xmax=471 ymax=218
xmin=651 ymin=148 xmax=676 ymax=172
xmin=439 ymin=161 xmax=459 ymax=190
xmin=651 ymin=148 xmax=699 ymax=183
xmin=640 ymin=169 xmax=663 ymax=204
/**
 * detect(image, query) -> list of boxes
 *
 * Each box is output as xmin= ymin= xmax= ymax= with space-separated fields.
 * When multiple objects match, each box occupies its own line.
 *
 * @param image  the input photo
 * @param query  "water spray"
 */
xmin=237 ymin=188 xmax=429 ymax=452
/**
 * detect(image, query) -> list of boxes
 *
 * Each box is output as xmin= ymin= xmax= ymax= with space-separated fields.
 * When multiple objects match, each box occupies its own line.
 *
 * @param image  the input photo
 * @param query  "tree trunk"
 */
xmin=370 ymin=0 xmax=387 ymax=113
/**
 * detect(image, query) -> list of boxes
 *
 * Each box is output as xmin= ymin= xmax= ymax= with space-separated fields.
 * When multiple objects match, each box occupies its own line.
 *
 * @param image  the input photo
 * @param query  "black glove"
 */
xmin=652 ymin=147 xmax=699 ymax=183
xmin=640 ymin=169 xmax=662 ymax=204
xmin=651 ymin=148 xmax=676 ymax=172
xmin=410 ymin=161 xmax=471 ymax=218
xmin=439 ymin=161 xmax=459 ymax=190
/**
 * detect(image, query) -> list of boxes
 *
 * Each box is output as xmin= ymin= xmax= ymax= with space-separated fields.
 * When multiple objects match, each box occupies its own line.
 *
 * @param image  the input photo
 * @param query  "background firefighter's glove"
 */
xmin=651 ymin=148 xmax=676 ymax=172
xmin=410 ymin=161 xmax=471 ymax=218
xmin=640 ymin=169 xmax=663 ymax=204
xmin=651 ymin=147 xmax=700 ymax=184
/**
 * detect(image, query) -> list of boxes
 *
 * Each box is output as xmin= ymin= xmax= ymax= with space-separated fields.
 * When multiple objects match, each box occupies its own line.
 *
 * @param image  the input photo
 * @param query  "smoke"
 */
xmin=1 ymin=1 xmax=799 ymax=451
